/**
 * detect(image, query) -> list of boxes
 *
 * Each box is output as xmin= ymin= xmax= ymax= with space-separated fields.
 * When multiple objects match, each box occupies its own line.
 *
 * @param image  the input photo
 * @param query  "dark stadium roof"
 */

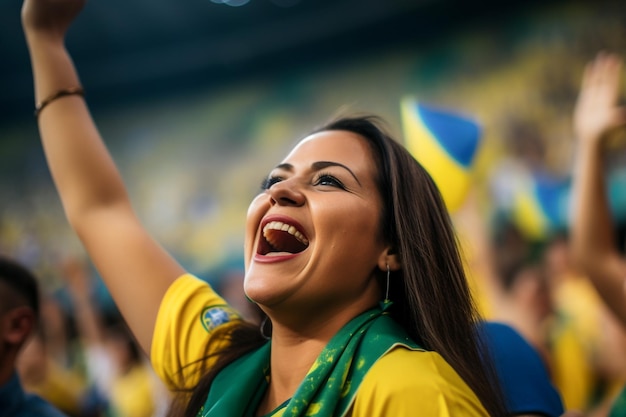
xmin=0 ymin=0 xmax=560 ymax=125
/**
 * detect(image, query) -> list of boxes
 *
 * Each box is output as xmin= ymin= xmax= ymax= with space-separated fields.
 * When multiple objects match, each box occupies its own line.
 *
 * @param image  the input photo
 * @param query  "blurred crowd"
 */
xmin=9 ymin=192 xmax=626 ymax=417
xmin=8 ymin=253 xmax=264 ymax=417
xmin=13 ymin=258 xmax=171 ymax=417
xmin=455 ymin=195 xmax=626 ymax=417
xmin=2 ymin=1 xmax=626 ymax=416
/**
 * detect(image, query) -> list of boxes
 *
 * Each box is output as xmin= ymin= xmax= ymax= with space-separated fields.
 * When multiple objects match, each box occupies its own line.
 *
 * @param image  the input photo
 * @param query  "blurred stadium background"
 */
xmin=1 ymin=0 xmax=625 ymax=305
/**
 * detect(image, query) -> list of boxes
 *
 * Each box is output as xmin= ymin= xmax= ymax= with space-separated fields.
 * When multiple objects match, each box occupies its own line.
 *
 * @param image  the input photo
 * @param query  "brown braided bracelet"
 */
xmin=34 ymin=87 xmax=85 ymax=118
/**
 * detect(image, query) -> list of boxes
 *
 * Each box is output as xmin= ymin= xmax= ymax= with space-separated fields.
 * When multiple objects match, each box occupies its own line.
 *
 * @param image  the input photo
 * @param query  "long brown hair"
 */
xmin=169 ymin=115 xmax=507 ymax=417
xmin=318 ymin=115 xmax=507 ymax=416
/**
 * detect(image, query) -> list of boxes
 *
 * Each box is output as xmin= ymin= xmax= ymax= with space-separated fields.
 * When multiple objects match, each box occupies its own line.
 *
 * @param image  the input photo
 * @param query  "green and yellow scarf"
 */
xmin=609 ymin=385 xmax=626 ymax=417
xmin=199 ymin=307 xmax=421 ymax=417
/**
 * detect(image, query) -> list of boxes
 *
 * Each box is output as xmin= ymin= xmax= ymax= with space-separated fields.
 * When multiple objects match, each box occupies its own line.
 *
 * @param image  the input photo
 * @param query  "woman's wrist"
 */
xmin=23 ymin=28 xmax=66 ymax=51
xmin=23 ymin=32 xmax=82 ymax=103
xmin=576 ymin=127 xmax=609 ymax=152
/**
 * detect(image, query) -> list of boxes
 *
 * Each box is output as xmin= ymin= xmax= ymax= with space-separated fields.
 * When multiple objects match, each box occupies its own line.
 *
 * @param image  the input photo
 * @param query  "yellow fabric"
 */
xmin=550 ymin=275 xmax=609 ymax=411
xmin=352 ymin=347 xmax=488 ymax=416
xmin=550 ymin=321 xmax=596 ymax=411
xmin=511 ymin=182 xmax=549 ymax=240
xmin=400 ymin=97 xmax=473 ymax=213
xmin=109 ymin=364 xmax=156 ymax=417
xmin=24 ymin=359 xmax=85 ymax=416
xmin=151 ymin=274 xmax=241 ymax=390
xmin=151 ymin=274 xmax=488 ymax=416
xmin=265 ymin=348 xmax=487 ymax=417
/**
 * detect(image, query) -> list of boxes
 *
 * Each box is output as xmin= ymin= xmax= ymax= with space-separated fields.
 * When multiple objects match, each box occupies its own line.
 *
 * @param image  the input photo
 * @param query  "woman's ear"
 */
xmin=377 ymin=247 xmax=401 ymax=272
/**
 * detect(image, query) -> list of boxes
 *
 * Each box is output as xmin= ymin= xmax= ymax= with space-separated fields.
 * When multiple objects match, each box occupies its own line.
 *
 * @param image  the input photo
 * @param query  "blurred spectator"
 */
xmin=545 ymin=233 xmax=626 ymax=415
xmin=0 ymin=255 xmax=68 ymax=417
xmin=61 ymin=258 xmax=171 ymax=417
xmin=16 ymin=323 xmax=87 ymax=417
xmin=570 ymin=52 xmax=626 ymax=417
xmin=493 ymin=252 xmax=553 ymax=364
xmin=453 ymin=192 xmax=565 ymax=416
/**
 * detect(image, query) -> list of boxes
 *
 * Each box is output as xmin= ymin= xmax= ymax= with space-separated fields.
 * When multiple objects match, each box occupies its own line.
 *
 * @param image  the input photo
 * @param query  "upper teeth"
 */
xmin=263 ymin=221 xmax=309 ymax=245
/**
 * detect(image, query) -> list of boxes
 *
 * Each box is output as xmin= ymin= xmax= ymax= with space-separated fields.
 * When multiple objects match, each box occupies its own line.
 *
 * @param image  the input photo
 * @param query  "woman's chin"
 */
xmin=243 ymin=280 xmax=281 ymax=307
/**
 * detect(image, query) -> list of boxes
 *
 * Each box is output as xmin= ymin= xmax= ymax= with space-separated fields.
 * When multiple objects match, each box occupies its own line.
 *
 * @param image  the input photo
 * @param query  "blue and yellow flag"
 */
xmin=511 ymin=173 xmax=570 ymax=240
xmin=400 ymin=97 xmax=482 ymax=213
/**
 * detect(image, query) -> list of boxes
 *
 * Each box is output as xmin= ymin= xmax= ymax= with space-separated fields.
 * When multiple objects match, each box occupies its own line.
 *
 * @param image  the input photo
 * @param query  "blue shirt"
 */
xmin=0 ymin=372 xmax=68 ymax=417
xmin=481 ymin=322 xmax=565 ymax=417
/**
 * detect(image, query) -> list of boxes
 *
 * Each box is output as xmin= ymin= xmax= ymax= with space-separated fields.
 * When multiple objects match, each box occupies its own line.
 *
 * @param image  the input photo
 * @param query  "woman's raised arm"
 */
xmin=21 ymin=0 xmax=186 ymax=355
xmin=571 ymin=52 xmax=626 ymax=325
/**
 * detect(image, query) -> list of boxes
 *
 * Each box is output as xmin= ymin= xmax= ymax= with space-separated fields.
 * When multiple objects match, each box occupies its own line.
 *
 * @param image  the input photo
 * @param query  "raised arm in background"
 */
xmin=21 ymin=0 xmax=185 ymax=355
xmin=571 ymin=52 xmax=626 ymax=326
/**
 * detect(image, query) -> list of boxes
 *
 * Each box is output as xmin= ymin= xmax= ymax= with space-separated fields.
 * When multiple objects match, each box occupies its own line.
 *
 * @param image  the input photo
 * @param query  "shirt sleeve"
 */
xmin=150 ymin=274 xmax=243 ymax=391
xmin=352 ymin=347 xmax=488 ymax=416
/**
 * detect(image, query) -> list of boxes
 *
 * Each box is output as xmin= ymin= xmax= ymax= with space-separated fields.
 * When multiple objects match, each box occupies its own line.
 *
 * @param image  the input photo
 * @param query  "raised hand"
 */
xmin=20 ymin=0 xmax=185 ymax=354
xmin=573 ymin=52 xmax=626 ymax=148
xmin=571 ymin=52 xmax=626 ymax=329
xmin=22 ymin=0 xmax=86 ymax=41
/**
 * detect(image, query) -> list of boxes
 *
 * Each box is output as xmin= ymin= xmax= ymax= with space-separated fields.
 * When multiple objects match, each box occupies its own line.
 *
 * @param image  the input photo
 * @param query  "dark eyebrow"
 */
xmin=273 ymin=161 xmax=361 ymax=186
xmin=274 ymin=163 xmax=293 ymax=172
xmin=312 ymin=161 xmax=361 ymax=186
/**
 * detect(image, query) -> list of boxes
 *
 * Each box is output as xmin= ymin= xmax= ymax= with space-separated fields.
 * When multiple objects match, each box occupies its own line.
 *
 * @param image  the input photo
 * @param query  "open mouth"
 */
xmin=257 ymin=220 xmax=309 ymax=255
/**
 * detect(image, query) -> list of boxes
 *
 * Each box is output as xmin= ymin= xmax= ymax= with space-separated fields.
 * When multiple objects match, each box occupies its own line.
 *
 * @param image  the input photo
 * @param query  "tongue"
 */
xmin=265 ymin=229 xmax=308 ymax=254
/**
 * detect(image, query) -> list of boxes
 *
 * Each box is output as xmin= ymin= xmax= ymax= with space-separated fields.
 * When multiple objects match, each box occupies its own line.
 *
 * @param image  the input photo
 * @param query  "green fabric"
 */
xmin=609 ymin=385 xmax=626 ymax=417
xmin=199 ymin=307 xmax=421 ymax=417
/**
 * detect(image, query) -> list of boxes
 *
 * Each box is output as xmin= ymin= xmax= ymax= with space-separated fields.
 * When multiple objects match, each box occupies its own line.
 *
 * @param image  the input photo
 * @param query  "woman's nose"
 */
xmin=268 ymin=178 xmax=305 ymax=206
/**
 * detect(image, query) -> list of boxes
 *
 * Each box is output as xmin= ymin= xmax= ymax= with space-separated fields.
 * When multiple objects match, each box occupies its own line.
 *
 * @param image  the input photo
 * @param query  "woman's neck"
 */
xmin=257 ymin=330 xmax=326 ymax=415
xmin=256 ymin=299 xmax=380 ymax=414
